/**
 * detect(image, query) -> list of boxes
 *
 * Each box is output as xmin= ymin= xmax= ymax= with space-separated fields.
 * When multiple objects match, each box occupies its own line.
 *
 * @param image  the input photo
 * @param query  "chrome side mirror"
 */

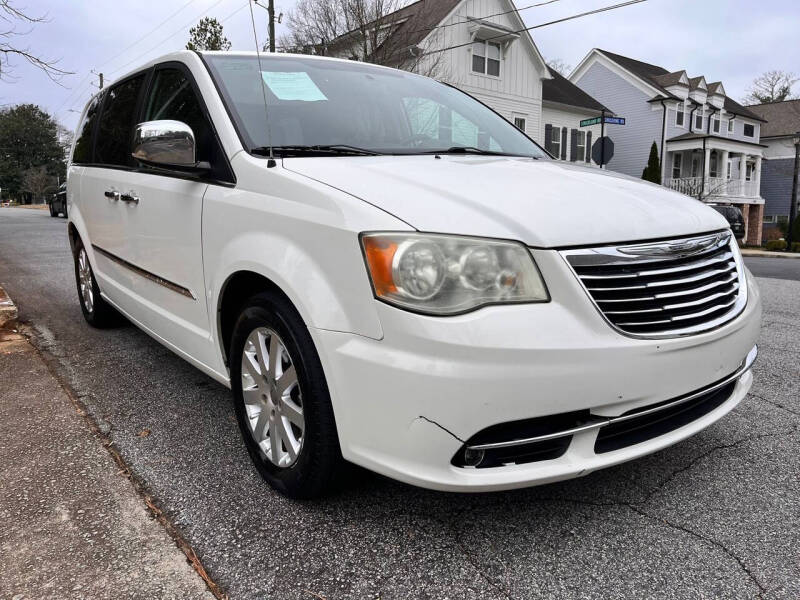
xmin=132 ymin=120 xmax=201 ymax=170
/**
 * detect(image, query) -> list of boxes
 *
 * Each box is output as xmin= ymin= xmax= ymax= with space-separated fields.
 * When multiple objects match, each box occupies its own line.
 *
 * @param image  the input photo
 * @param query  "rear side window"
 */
xmin=144 ymin=68 xmax=212 ymax=162
xmin=72 ymin=96 xmax=102 ymax=164
xmin=96 ymin=74 xmax=146 ymax=167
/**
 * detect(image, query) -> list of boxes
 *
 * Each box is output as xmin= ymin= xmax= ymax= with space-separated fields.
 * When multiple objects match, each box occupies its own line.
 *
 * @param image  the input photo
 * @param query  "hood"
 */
xmin=284 ymin=155 xmax=729 ymax=248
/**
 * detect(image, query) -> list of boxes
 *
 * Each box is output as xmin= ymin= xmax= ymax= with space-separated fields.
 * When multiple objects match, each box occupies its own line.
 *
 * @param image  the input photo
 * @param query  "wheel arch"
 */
xmin=216 ymin=270 xmax=297 ymax=367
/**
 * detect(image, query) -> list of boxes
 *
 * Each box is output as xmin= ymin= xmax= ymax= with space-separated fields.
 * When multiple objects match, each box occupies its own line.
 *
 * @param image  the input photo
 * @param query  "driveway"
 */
xmin=1 ymin=207 xmax=799 ymax=599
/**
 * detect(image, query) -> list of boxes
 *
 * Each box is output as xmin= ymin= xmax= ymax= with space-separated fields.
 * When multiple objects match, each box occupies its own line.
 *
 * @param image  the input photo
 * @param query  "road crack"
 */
xmin=628 ymin=504 xmax=768 ymax=597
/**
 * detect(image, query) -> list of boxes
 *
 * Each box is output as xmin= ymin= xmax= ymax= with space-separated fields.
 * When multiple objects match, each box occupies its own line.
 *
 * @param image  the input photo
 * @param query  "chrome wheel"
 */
xmin=78 ymin=248 xmax=94 ymax=313
xmin=241 ymin=327 xmax=304 ymax=468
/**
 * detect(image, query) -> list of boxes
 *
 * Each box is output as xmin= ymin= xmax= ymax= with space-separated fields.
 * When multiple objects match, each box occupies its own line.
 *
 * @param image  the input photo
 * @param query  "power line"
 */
xmin=406 ymin=0 xmax=564 ymax=37
xmin=97 ymin=0 xmax=200 ymax=71
xmin=106 ymin=0 xmax=235 ymax=78
xmin=53 ymin=73 xmax=91 ymax=116
xmin=422 ymin=0 xmax=648 ymax=56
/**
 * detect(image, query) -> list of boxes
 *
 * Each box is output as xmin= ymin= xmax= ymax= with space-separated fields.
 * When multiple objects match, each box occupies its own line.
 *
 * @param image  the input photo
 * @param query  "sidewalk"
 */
xmin=0 ymin=290 xmax=216 ymax=599
xmin=741 ymin=248 xmax=800 ymax=260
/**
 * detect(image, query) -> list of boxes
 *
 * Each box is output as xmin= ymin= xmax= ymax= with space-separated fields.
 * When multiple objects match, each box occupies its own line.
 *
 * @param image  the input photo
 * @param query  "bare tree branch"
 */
xmin=743 ymin=70 xmax=798 ymax=105
xmin=0 ymin=0 xmax=71 ymax=83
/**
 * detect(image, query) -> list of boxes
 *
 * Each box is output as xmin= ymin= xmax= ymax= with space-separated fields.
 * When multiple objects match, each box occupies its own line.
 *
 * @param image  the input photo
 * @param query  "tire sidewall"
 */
xmin=73 ymin=241 xmax=100 ymax=324
xmin=230 ymin=295 xmax=338 ymax=498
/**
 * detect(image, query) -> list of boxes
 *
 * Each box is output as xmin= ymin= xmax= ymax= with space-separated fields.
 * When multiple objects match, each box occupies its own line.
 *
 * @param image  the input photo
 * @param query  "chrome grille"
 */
xmin=561 ymin=231 xmax=747 ymax=338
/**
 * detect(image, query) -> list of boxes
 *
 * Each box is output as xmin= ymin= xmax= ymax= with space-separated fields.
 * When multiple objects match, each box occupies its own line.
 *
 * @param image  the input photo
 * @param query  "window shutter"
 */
xmin=544 ymin=124 xmax=553 ymax=153
xmin=585 ymin=131 xmax=592 ymax=163
xmin=570 ymin=129 xmax=578 ymax=161
xmin=560 ymin=128 xmax=567 ymax=160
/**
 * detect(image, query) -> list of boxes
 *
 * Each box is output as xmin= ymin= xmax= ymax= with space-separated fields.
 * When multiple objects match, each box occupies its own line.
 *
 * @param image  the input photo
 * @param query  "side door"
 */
xmin=116 ymin=62 xmax=231 ymax=369
xmin=78 ymin=73 xmax=148 ymax=308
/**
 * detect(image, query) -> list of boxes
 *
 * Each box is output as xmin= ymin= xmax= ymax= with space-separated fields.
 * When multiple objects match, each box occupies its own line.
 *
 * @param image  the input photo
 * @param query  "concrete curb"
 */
xmin=0 ymin=284 xmax=18 ymax=330
xmin=741 ymin=249 xmax=800 ymax=260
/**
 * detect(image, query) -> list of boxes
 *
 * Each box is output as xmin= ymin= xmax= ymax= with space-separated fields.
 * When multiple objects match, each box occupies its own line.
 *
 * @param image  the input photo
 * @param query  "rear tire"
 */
xmin=73 ymin=238 xmax=123 ymax=328
xmin=230 ymin=290 xmax=343 ymax=499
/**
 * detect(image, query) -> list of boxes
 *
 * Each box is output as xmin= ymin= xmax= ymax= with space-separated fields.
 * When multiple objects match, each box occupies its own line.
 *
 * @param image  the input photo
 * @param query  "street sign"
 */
xmin=580 ymin=116 xmax=626 ymax=127
xmin=592 ymin=136 xmax=614 ymax=165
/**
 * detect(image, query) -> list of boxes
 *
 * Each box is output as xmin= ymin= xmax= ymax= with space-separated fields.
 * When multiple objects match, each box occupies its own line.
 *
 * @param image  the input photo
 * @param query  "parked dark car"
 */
xmin=708 ymin=204 xmax=745 ymax=239
xmin=49 ymin=183 xmax=67 ymax=218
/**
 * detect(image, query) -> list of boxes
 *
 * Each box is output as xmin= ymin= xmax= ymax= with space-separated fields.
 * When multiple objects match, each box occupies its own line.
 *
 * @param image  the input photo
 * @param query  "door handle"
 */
xmin=120 ymin=193 xmax=139 ymax=205
xmin=104 ymin=190 xmax=120 ymax=201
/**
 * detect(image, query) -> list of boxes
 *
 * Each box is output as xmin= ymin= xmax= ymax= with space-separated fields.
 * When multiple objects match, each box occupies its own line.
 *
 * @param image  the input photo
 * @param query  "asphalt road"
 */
xmin=744 ymin=256 xmax=800 ymax=281
xmin=2 ymin=207 xmax=799 ymax=600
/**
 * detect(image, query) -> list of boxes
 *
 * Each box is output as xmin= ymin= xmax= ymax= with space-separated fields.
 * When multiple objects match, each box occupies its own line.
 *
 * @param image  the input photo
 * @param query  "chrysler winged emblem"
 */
xmin=618 ymin=232 xmax=730 ymax=259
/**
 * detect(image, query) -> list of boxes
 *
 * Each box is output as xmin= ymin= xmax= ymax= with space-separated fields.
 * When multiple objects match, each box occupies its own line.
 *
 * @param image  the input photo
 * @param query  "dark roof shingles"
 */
xmin=747 ymin=99 xmax=800 ymax=136
xmin=543 ymin=69 xmax=607 ymax=111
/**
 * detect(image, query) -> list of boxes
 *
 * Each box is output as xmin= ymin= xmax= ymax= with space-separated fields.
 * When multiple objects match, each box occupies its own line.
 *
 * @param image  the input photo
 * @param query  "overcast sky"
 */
xmin=2 ymin=0 xmax=798 ymax=131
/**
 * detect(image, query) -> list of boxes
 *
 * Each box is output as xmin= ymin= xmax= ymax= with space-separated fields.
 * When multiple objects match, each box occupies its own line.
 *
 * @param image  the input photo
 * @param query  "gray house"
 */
xmin=747 ymin=99 xmax=800 ymax=241
xmin=569 ymin=49 xmax=768 ymax=244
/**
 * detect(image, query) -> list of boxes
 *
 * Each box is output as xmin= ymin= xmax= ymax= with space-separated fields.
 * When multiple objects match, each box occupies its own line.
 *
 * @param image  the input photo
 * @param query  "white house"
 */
xmin=570 ymin=49 xmax=768 ymax=243
xmin=326 ymin=0 xmax=607 ymax=164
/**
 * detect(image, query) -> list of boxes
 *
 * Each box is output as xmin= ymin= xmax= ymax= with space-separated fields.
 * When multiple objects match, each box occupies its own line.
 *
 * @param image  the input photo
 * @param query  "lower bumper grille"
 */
xmin=594 ymin=380 xmax=736 ymax=454
xmin=451 ymin=346 xmax=756 ymax=469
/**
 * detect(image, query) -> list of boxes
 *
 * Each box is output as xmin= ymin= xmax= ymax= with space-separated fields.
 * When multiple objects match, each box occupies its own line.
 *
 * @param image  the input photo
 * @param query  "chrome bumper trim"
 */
xmin=467 ymin=345 xmax=757 ymax=452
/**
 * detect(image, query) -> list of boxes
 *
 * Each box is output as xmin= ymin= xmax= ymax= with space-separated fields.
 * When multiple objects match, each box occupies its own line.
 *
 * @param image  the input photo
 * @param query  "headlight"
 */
xmin=361 ymin=232 xmax=549 ymax=315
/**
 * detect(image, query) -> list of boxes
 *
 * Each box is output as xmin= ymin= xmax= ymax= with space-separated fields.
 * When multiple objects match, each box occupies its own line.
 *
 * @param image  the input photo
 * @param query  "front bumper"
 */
xmin=311 ymin=250 xmax=762 ymax=492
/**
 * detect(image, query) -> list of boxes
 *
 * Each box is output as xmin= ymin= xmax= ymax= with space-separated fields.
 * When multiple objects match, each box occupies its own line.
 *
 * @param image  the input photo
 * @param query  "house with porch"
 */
xmin=569 ymin=49 xmax=768 ymax=244
xmin=325 ymin=0 xmax=608 ymax=164
xmin=746 ymin=99 xmax=800 ymax=240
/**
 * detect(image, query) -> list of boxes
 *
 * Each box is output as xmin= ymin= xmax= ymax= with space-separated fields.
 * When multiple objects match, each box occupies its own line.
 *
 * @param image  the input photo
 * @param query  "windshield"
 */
xmin=203 ymin=54 xmax=547 ymax=158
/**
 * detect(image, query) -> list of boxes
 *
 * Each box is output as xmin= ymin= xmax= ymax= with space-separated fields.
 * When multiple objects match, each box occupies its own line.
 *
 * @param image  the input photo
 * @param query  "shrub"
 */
xmin=791 ymin=242 xmax=800 ymax=253
xmin=766 ymin=239 xmax=788 ymax=251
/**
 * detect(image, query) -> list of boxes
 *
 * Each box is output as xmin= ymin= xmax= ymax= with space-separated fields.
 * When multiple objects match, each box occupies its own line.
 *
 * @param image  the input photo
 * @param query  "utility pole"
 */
xmin=91 ymin=70 xmax=104 ymax=90
xmin=268 ymin=0 xmax=276 ymax=52
xmin=787 ymin=131 xmax=800 ymax=250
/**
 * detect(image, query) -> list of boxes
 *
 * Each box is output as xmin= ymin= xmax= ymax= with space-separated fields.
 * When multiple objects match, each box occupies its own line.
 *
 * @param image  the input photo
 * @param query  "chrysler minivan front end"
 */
xmin=309 ymin=228 xmax=759 ymax=491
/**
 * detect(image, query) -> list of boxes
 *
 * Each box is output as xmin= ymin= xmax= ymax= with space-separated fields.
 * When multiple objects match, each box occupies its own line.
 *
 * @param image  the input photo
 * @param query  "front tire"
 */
xmin=73 ymin=238 xmax=122 ymax=328
xmin=230 ymin=291 xmax=343 ymax=499
xmin=49 ymin=203 xmax=56 ymax=217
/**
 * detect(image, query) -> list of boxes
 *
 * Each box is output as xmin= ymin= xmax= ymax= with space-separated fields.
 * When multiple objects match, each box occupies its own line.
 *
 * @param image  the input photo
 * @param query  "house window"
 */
xmin=472 ymin=41 xmax=501 ymax=77
xmin=691 ymin=157 xmax=700 ymax=178
xmin=675 ymin=103 xmax=685 ymax=127
xmin=694 ymin=113 xmax=703 ymax=130
xmin=762 ymin=215 xmax=775 ymax=224
xmin=675 ymin=102 xmax=686 ymax=127
xmin=745 ymin=163 xmax=753 ymax=181
xmin=710 ymin=153 xmax=718 ymax=178
xmin=575 ymin=131 xmax=586 ymax=161
xmin=712 ymin=116 xmax=720 ymax=133
xmin=672 ymin=153 xmax=682 ymax=179
xmin=513 ymin=117 xmax=526 ymax=132
xmin=727 ymin=119 xmax=735 ymax=134
xmin=743 ymin=123 xmax=755 ymax=137
xmin=550 ymin=126 xmax=561 ymax=157
xmin=727 ymin=161 xmax=732 ymax=179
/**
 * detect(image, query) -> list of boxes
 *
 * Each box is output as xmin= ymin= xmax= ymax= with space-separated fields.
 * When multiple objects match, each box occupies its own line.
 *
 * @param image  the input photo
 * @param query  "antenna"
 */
xmin=248 ymin=0 xmax=276 ymax=167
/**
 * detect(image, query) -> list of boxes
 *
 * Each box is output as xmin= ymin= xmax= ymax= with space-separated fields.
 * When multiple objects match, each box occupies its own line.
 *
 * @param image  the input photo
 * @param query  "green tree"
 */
xmin=186 ymin=17 xmax=232 ymax=51
xmin=641 ymin=141 xmax=661 ymax=184
xmin=0 ymin=104 xmax=65 ymax=202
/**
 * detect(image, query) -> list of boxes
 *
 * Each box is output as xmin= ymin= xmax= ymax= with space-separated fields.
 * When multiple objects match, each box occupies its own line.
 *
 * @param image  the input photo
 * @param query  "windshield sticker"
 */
xmin=261 ymin=71 xmax=328 ymax=102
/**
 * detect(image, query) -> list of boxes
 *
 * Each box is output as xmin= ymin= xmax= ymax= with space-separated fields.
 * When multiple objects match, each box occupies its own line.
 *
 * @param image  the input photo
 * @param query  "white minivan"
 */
xmin=67 ymin=51 xmax=761 ymax=498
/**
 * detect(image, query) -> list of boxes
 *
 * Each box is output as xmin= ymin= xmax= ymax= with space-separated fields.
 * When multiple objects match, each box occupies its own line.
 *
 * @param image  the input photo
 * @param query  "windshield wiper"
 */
xmin=426 ymin=146 xmax=511 ymax=156
xmin=251 ymin=145 xmax=380 ymax=157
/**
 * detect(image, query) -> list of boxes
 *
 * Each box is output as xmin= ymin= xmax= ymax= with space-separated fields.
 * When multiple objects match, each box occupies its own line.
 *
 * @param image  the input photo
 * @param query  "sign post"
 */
xmin=580 ymin=112 xmax=626 ymax=168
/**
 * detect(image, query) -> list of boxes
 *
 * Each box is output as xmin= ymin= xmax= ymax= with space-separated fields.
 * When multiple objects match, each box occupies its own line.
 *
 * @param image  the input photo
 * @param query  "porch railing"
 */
xmin=664 ymin=177 xmax=760 ymax=199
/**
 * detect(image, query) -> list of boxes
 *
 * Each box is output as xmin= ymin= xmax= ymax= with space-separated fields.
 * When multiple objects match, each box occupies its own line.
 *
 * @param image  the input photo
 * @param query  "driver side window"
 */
xmin=144 ymin=68 xmax=212 ymax=162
